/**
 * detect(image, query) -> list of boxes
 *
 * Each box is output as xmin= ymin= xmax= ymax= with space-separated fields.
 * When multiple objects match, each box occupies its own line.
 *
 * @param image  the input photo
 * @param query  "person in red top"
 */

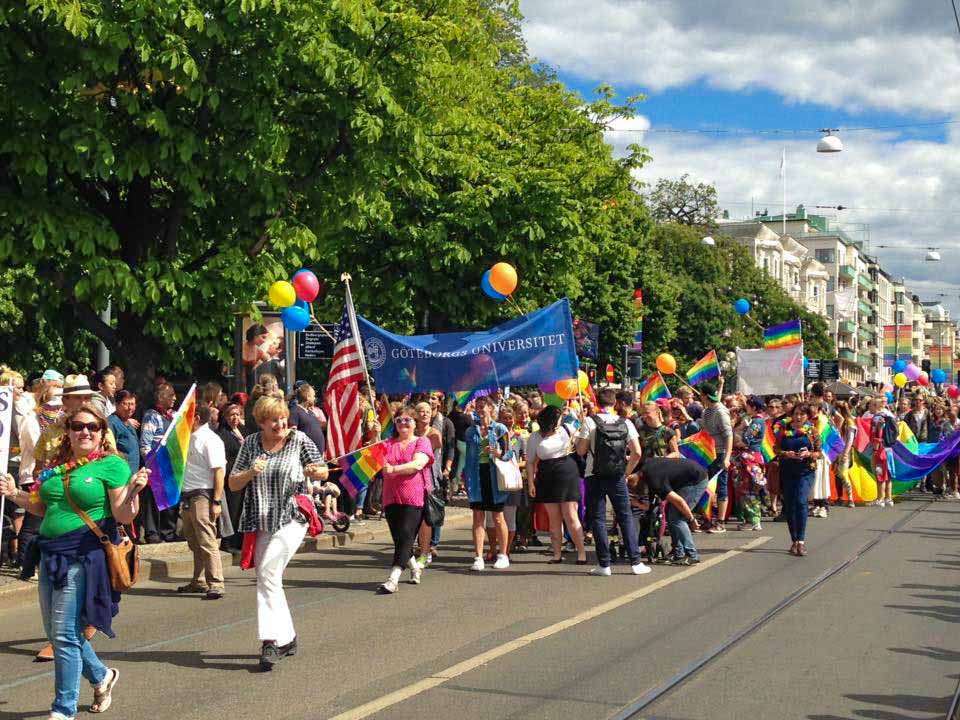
xmin=379 ymin=406 xmax=435 ymax=594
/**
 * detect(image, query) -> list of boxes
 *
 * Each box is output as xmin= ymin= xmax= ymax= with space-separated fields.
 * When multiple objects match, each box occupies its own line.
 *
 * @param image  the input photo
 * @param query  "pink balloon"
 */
xmin=292 ymin=270 xmax=320 ymax=302
xmin=904 ymin=363 xmax=921 ymax=381
xmin=917 ymin=371 xmax=929 ymax=386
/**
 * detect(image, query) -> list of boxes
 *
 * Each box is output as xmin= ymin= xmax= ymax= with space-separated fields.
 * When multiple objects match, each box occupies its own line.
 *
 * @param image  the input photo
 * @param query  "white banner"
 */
xmin=834 ymin=287 xmax=857 ymax=320
xmin=736 ymin=345 xmax=805 ymax=396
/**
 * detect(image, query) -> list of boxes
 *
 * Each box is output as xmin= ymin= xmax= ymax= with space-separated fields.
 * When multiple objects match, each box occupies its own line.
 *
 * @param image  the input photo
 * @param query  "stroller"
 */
xmin=608 ymin=491 xmax=668 ymax=564
xmin=733 ymin=450 xmax=766 ymax=530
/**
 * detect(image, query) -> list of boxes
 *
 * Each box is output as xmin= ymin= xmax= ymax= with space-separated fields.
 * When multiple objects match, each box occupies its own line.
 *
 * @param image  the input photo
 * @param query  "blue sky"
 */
xmin=520 ymin=0 xmax=960 ymax=316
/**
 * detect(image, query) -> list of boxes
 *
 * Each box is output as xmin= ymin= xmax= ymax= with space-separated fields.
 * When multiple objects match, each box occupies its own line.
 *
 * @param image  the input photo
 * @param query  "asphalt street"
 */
xmin=1 ymin=497 xmax=957 ymax=720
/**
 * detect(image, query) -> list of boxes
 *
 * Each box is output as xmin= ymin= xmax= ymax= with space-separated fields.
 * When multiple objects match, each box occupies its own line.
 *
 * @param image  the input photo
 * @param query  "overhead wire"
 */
xmin=604 ymin=119 xmax=959 ymax=135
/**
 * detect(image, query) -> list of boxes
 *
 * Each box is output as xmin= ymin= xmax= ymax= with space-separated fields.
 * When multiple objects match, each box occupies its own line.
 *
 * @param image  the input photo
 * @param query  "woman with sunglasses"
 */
xmin=1 ymin=403 xmax=150 ymax=720
xmin=378 ymin=406 xmax=435 ymax=593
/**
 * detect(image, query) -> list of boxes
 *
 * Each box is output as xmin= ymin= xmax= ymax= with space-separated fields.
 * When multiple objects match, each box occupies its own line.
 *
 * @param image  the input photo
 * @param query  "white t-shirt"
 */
xmin=582 ymin=412 xmax=639 ymax=478
xmin=182 ymin=424 xmax=227 ymax=493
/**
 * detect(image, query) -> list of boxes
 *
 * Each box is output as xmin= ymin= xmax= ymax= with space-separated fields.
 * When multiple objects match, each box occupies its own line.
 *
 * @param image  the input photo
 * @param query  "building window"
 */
xmin=896 ymin=311 xmax=904 ymax=324
xmin=826 ymin=304 xmax=834 ymax=318
xmin=895 ymin=291 xmax=904 ymax=305
xmin=827 ymin=278 xmax=835 ymax=292
xmin=813 ymin=284 xmax=819 ymax=298
xmin=815 ymin=248 xmax=835 ymax=264
xmin=762 ymin=257 xmax=768 ymax=271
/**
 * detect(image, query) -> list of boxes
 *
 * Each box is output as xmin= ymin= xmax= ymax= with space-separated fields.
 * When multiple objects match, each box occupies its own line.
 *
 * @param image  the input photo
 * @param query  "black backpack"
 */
xmin=591 ymin=414 xmax=629 ymax=478
xmin=881 ymin=414 xmax=899 ymax=448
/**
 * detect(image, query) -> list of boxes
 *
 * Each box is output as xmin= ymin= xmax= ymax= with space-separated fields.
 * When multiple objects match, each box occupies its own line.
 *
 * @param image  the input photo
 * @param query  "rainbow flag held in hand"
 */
xmin=338 ymin=442 xmax=388 ymax=498
xmin=693 ymin=473 xmax=718 ymax=520
xmin=760 ymin=420 xmax=777 ymax=463
xmin=685 ymin=350 xmax=721 ymax=387
xmin=763 ymin=319 xmax=802 ymax=349
xmin=678 ymin=431 xmax=716 ymax=469
xmin=377 ymin=397 xmax=395 ymax=439
xmin=638 ymin=372 xmax=671 ymax=403
xmin=144 ymin=384 xmax=197 ymax=511
xmin=816 ymin=414 xmax=846 ymax=464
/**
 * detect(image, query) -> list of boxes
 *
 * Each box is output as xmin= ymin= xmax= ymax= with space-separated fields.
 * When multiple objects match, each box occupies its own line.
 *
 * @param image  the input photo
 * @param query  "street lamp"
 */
xmin=817 ymin=129 xmax=843 ymax=153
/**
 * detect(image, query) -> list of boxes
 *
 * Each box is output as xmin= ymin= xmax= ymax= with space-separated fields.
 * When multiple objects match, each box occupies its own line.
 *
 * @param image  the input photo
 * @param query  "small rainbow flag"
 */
xmin=377 ymin=397 xmax=394 ymax=439
xmin=685 ymin=350 xmax=720 ymax=387
xmin=144 ymin=384 xmax=197 ymax=511
xmin=454 ymin=387 xmax=495 ymax=408
xmin=816 ymin=414 xmax=846 ymax=464
xmin=638 ymin=372 xmax=671 ymax=403
xmin=760 ymin=420 xmax=777 ymax=463
xmin=693 ymin=473 xmax=718 ymax=520
xmin=678 ymin=430 xmax=716 ymax=469
xmin=763 ymin=319 xmax=802 ymax=349
xmin=338 ymin=442 xmax=388 ymax=498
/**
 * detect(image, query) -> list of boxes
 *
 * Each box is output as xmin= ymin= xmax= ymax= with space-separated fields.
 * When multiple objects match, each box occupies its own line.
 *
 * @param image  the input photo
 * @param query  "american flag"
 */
xmin=325 ymin=310 xmax=365 ymax=459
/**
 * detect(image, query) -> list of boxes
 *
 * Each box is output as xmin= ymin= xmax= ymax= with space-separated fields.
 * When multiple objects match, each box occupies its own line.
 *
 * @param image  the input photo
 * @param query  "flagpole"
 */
xmin=781 ymin=146 xmax=786 ymax=236
xmin=341 ymin=273 xmax=378 ymax=419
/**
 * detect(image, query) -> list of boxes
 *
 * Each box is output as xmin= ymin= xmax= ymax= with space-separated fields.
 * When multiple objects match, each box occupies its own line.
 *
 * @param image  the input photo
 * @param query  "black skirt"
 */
xmin=534 ymin=455 xmax=581 ymax=503
xmin=470 ymin=465 xmax=505 ymax=512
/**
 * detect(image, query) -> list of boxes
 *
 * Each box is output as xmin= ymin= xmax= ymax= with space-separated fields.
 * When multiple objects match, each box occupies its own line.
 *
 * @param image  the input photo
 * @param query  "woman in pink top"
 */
xmin=379 ymin=406 xmax=434 ymax=594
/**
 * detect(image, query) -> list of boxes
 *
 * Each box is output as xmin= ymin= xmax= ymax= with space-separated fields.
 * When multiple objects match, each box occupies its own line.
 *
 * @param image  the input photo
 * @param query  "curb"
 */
xmin=0 ymin=508 xmax=475 ymax=605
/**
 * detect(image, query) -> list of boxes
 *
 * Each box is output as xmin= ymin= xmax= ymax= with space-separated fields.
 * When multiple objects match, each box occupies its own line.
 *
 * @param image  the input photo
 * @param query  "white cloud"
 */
xmin=522 ymin=0 xmax=960 ymax=115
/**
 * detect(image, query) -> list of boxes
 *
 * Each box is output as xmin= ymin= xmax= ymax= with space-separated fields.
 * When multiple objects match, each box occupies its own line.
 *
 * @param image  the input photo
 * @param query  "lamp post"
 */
xmin=817 ymin=129 xmax=843 ymax=153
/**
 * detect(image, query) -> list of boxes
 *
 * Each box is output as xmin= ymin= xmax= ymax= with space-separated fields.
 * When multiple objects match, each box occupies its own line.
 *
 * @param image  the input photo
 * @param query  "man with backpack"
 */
xmin=576 ymin=388 xmax=651 ymax=576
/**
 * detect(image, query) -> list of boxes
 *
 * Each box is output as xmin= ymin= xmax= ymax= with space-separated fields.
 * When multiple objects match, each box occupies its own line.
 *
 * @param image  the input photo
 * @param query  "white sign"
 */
xmin=0 ymin=387 xmax=12 ymax=475
xmin=736 ymin=345 xmax=805 ymax=396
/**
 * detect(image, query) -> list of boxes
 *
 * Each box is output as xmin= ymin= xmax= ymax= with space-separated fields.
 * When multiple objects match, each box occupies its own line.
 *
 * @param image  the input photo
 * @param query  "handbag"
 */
xmin=423 ymin=490 xmax=445 ymax=528
xmin=63 ymin=475 xmax=140 ymax=592
xmin=560 ymin=425 xmax=587 ymax=477
xmin=494 ymin=457 xmax=523 ymax=492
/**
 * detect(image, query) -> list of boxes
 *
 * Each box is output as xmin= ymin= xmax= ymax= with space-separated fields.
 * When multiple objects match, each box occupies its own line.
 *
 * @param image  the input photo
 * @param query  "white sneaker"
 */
xmin=408 ymin=558 xmax=422 ymax=584
xmin=952 ymin=492 xmax=960 ymax=500
xmin=885 ymin=500 xmax=895 ymax=507
xmin=868 ymin=500 xmax=882 ymax=507
xmin=493 ymin=554 xmax=510 ymax=570
xmin=378 ymin=579 xmax=398 ymax=594
xmin=590 ymin=565 xmax=612 ymax=576
xmin=631 ymin=562 xmax=652 ymax=575
xmin=470 ymin=557 xmax=485 ymax=572
xmin=751 ymin=522 xmax=762 ymax=531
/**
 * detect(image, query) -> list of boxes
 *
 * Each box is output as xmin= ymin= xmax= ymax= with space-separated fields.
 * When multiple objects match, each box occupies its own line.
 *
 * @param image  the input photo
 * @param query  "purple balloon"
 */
xmin=905 ymin=363 xmax=921 ymax=381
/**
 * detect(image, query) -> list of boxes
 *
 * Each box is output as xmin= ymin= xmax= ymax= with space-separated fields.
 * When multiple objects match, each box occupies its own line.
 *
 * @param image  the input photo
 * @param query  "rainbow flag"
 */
xmin=377 ymin=398 xmax=394 ymax=439
xmin=763 ymin=319 xmax=802 ymax=349
xmin=678 ymin=430 xmax=716 ymax=469
xmin=760 ymin=420 xmax=777 ymax=463
xmin=338 ymin=442 xmax=388 ymax=498
xmin=685 ymin=350 xmax=720 ymax=387
xmin=144 ymin=384 xmax=197 ymax=511
xmin=693 ymin=473 xmax=718 ymax=520
xmin=638 ymin=372 xmax=671 ymax=403
xmin=454 ymin=387 xmax=495 ymax=408
xmin=816 ymin=415 xmax=846 ymax=464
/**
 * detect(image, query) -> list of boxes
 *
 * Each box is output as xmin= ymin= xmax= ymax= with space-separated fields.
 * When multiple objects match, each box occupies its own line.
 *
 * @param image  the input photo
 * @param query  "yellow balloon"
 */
xmin=893 ymin=372 xmax=907 ymax=388
xmin=578 ymin=370 xmax=590 ymax=392
xmin=268 ymin=280 xmax=296 ymax=308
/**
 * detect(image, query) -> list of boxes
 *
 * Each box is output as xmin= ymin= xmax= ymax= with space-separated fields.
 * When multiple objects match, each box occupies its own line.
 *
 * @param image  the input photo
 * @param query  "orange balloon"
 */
xmin=656 ymin=353 xmax=677 ymax=375
xmin=489 ymin=262 xmax=518 ymax=296
xmin=555 ymin=378 xmax=579 ymax=400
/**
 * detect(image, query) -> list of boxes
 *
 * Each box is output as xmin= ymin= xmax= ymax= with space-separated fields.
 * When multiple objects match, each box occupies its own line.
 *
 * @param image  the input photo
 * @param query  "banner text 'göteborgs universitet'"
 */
xmin=357 ymin=298 xmax=578 ymax=394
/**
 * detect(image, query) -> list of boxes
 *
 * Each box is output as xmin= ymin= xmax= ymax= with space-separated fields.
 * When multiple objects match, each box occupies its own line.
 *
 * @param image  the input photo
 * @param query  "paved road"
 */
xmin=1 ymin=497 xmax=958 ymax=720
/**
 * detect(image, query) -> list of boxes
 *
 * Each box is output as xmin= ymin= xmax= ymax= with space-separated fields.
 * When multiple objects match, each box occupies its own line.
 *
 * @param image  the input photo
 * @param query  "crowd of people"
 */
xmin=1 ymin=359 xmax=954 ymax=719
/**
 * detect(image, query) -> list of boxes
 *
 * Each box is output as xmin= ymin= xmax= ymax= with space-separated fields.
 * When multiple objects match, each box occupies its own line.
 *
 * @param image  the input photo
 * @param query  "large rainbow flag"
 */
xmin=685 ymin=350 xmax=720 ymax=387
xmin=338 ymin=442 xmax=388 ymax=498
xmin=638 ymin=372 xmax=671 ymax=403
xmin=763 ymin=319 xmax=802 ymax=349
xmin=678 ymin=430 xmax=716 ymax=469
xmin=144 ymin=384 xmax=197 ymax=511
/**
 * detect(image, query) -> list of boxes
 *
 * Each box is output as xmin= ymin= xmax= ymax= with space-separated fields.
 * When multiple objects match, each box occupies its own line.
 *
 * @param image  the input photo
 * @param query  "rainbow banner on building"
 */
xmin=638 ymin=372 xmax=671 ymax=403
xmin=762 ymin=319 xmax=802 ymax=349
xmin=882 ymin=324 xmax=912 ymax=367
xmin=678 ymin=430 xmax=716 ymax=469
xmin=144 ymin=384 xmax=197 ymax=511
xmin=338 ymin=442 xmax=388 ymax=498
xmin=685 ymin=350 xmax=720 ymax=387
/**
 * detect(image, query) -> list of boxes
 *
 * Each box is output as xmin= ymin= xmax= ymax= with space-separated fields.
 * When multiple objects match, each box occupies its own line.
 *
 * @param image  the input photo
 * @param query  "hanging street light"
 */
xmin=817 ymin=128 xmax=843 ymax=153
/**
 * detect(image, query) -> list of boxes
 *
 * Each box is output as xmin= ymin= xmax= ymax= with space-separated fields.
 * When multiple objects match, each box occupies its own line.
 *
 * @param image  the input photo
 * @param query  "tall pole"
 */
xmin=341 ymin=273 xmax=378 ymax=416
xmin=781 ymin=147 xmax=787 ymax=236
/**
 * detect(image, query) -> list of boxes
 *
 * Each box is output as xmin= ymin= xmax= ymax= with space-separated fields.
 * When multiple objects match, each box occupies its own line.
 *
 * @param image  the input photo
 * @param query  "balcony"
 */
xmin=858 ymin=327 xmax=875 ymax=343
xmin=838 ymin=320 xmax=857 ymax=335
xmin=858 ymin=354 xmax=872 ymax=366
xmin=839 ymin=265 xmax=857 ymax=281
xmin=858 ymin=274 xmax=875 ymax=291
xmin=858 ymin=300 xmax=873 ymax=316
xmin=839 ymin=347 xmax=856 ymax=362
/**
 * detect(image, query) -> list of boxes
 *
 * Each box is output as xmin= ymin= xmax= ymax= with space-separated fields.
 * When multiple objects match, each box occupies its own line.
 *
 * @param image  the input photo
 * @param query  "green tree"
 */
xmin=0 ymin=0 xmax=511 ymax=395
xmin=647 ymin=174 xmax=720 ymax=230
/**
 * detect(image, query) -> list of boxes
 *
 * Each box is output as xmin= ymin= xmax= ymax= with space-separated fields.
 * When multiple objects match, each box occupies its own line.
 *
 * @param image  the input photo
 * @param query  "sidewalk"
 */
xmin=0 ymin=506 xmax=474 ymax=605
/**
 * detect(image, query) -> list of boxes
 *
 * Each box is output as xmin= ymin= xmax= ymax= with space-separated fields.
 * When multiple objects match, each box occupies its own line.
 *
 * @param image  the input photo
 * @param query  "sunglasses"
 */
xmin=395 ymin=417 xmax=415 ymax=426
xmin=69 ymin=421 xmax=103 ymax=433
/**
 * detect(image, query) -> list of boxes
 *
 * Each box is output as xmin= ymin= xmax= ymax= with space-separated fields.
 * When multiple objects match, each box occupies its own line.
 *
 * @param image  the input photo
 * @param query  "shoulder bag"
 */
xmin=63 ymin=475 xmax=140 ymax=592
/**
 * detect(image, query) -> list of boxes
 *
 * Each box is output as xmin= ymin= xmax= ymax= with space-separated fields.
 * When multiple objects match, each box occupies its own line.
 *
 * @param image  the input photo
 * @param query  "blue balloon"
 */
xmin=292 ymin=268 xmax=309 ymax=278
xmin=932 ymin=368 xmax=947 ymax=384
xmin=803 ymin=356 xmax=809 ymax=371
xmin=294 ymin=298 xmax=309 ymax=311
xmin=892 ymin=359 xmax=907 ymax=374
xmin=885 ymin=391 xmax=894 ymax=403
xmin=281 ymin=305 xmax=311 ymax=331
xmin=734 ymin=298 xmax=751 ymax=315
xmin=481 ymin=270 xmax=506 ymax=301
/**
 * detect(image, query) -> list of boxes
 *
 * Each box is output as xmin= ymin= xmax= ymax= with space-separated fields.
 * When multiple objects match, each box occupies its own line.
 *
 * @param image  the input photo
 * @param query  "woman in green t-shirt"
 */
xmin=1 ymin=403 xmax=149 ymax=720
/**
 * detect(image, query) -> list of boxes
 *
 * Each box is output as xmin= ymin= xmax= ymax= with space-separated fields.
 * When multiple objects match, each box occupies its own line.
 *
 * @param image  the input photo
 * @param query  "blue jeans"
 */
xmin=39 ymin=559 xmax=109 ymax=718
xmin=781 ymin=468 xmax=814 ymax=542
xmin=708 ymin=460 xmax=728 ymax=501
xmin=667 ymin=479 xmax=708 ymax=560
xmin=586 ymin=475 xmax=640 ymax=567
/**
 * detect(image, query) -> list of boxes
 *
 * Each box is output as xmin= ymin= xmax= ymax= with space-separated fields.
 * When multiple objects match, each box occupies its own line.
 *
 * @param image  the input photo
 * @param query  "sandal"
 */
xmin=90 ymin=668 xmax=119 ymax=713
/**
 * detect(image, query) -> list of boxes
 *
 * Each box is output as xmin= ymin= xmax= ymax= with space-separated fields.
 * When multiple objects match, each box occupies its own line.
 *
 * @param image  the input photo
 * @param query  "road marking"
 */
xmin=329 ymin=536 xmax=771 ymax=720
